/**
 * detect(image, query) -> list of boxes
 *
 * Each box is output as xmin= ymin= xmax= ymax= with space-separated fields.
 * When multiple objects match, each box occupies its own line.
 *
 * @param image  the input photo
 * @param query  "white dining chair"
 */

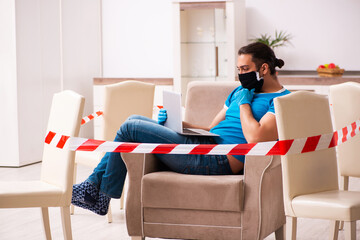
xmin=274 ymin=91 xmax=360 ymax=240
xmin=0 ymin=90 xmax=85 ymax=240
xmin=329 ymin=82 xmax=360 ymax=230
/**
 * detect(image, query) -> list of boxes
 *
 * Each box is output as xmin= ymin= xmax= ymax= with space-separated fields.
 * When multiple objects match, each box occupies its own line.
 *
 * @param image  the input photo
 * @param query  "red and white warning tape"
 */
xmin=81 ymin=111 xmax=103 ymax=125
xmin=81 ymin=108 xmax=164 ymax=126
xmin=45 ymin=119 xmax=360 ymax=156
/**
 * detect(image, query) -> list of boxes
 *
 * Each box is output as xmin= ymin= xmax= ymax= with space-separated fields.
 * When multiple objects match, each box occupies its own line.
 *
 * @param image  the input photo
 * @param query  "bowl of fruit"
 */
xmin=317 ymin=63 xmax=345 ymax=77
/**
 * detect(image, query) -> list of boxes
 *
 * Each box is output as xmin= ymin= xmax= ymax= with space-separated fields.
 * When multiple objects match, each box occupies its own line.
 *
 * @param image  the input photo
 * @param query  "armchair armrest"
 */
xmin=121 ymin=153 xmax=166 ymax=236
xmin=242 ymin=155 xmax=285 ymax=239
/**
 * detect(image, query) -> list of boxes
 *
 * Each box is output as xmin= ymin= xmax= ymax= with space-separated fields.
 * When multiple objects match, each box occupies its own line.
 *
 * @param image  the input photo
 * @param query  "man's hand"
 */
xmin=157 ymin=109 xmax=167 ymax=125
xmin=235 ymin=88 xmax=255 ymax=106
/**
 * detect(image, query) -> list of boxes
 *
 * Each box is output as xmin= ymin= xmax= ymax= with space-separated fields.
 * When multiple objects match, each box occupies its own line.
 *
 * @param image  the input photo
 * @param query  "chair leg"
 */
xmin=344 ymin=221 xmax=356 ymax=240
xmin=275 ymin=224 xmax=285 ymax=240
xmin=120 ymin=186 xmax=125 ymax=209
xmin=329 ymin=220 xmax=339 ymax=240
xmin=70 ymin=204 xmax=75 ymax=215
xmin=286 ymin=216 xmax=297 ymax=240
xmin=339 ymin=222 xmax=344 ymax=231
xmin=131 ymin=237 xmax=145 ymax=240
xmin=41 ymin=207 xmax=52 ymax=240
xmin=107 ymin=202 xmax=113 ymax=223
xmin=339 ymin=176 xmax=349 ymax=230
xmin=61 ymin=206 xmax=73 ymax=240
xmin=70 ymin=163 xmax=78 ymax=215
xmin=342 ymin=176 xmax=349 ymax=191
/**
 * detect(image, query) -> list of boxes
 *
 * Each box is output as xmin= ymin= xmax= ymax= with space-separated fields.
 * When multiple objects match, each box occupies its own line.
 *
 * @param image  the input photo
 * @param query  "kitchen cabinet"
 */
xmin=172 ymin=0 xmax=246 ymax=101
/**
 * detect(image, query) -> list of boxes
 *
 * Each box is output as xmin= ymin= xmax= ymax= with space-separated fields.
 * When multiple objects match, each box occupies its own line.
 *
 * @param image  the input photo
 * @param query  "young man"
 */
xmin=72 ymin=42 xmax=290 ymax=215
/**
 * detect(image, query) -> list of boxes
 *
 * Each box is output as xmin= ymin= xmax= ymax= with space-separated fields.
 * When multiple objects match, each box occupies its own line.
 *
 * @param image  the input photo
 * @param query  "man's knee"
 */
xmin=117 ymin=115 xmax=141 ymax=134
xmin=116 ymin=115 xmax=153 ymax=140
xmin=118 ymin=118 xmax=136 ymax=134
xmin=127 ymin=114 xmax=142 ymax=121
xmin=114 ymin=119 xmax=135 ymax=142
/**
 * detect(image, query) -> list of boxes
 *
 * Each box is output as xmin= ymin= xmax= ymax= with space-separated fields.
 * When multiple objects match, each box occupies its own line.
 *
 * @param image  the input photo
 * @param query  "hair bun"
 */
xmin=275 ymin=58 xmax=285 ymax=68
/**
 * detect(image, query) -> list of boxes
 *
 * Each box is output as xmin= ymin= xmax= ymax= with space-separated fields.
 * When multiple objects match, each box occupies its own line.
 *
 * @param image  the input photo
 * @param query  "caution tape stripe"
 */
xmin=96 ymin=141 xmax=122 ymax=153
xmin=315 ymin=133 xmax=333 ymax=151
xmin=46 ymin=119 xmax=360 ymax=156
xmin=68 ymin=137 xmax=88 ymax=151
xmin=81 ymin=111 xmax=103 ymax=125
xmin=249 ymin=141 xmax=277 ymax=156
xmin=156 ymin=144 xmax=183 ymax=154
xmin=157 ymin=144 xmax=196 ymax=155
xmin=208 ymin=144 xmax=236 ymax=155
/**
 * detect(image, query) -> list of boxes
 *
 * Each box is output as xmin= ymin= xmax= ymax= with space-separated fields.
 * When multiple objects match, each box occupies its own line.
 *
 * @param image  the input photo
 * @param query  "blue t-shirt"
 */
xmin=210 ymin=86 xmax=291 ymax=163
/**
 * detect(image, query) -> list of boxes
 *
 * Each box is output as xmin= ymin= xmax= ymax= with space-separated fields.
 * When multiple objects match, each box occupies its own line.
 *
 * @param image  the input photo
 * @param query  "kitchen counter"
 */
xmin=93 ymin=78 xmax=173 ymax=85
xmin=278 ymin=75 xmax=360 ymax=85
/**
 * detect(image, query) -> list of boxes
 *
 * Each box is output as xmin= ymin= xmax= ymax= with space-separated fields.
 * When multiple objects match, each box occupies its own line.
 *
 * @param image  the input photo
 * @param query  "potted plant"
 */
xmin=250 ymin=30 xmax=292 ymax=49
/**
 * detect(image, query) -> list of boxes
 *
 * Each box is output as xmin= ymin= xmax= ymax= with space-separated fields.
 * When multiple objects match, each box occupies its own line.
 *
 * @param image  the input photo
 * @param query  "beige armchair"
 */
xmin=274 ymin=91 xmax=360 ymax=240
xmin=122 ymin=81 xmax=286 ymax=240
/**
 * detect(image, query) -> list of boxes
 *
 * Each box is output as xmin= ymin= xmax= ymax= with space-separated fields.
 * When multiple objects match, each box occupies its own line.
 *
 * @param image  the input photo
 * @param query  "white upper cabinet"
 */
xmin=172 ymin=0 xmax=246 ymax=98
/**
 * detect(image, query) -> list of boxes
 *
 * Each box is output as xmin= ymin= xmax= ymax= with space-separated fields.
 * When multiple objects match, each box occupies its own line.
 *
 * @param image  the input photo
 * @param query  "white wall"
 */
xmin=15 ymin=0 xmax=48 ymax=165
xmin=246 ymin=0 xmax=360 ymax=71
xmin=61 ymin=0 xmax=102 ymax=138
xmin=102 ymin=0 xmax=360 ymax=76
xmin=102 ymin=0 xmax=173 ymax=77
xmin=0 ymin=0 xmax=20 ymax=165
xmin=0 ymin=0 xmax=101 ymax=166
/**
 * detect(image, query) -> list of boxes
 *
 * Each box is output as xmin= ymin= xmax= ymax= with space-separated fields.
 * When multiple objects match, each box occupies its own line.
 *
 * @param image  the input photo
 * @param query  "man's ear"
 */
xmin=261 ymin=63 xmax=270 ymax=76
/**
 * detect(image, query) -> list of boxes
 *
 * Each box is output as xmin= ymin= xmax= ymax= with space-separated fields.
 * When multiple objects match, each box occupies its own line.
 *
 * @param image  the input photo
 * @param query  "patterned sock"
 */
xmin=72 ymin=180 xmax=99 ymax=206
xmin=72 ymin=191 xmax=111 ymax=216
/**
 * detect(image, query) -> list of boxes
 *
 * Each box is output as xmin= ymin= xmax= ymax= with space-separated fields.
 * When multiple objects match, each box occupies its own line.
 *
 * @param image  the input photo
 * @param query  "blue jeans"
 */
xmin=88 ymin=115 xmax=233 ymax=198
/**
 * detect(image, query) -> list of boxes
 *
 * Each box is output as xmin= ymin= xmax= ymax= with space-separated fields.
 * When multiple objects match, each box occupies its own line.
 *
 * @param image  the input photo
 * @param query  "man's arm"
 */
xmin=234 ymin=88 xmax=278 ymax=143
xmin=240 ymin=104 xmax=278 ymax=143
xmin=183 ymin=108 xmax=226 ymax=131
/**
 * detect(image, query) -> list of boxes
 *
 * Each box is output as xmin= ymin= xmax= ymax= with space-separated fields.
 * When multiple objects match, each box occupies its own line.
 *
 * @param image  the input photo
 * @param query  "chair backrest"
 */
xmin=184 ymin=81 xmax=240 ymax=126
xmin=41 ymin=90 xmax=85 ymax=203
xmin=330 ymin=82 xmax=360 ymax=178
xmin=100 ymin=80 xmax=155 ymax=141
xmin=274 ymin=91 xmax=339 ymax=216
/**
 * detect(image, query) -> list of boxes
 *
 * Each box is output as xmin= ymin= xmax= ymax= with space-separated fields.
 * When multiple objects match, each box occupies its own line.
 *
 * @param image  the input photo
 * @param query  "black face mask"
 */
xmin=238 ymin=71 xmax=264 ymax=93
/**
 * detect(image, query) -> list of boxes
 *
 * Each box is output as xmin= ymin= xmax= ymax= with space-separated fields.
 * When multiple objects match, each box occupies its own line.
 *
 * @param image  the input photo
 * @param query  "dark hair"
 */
xmin=238 ymin=42 xmax=284 ymax=75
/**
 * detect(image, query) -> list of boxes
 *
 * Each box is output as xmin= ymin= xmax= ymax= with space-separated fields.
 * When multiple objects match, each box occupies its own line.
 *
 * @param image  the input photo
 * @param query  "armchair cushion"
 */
xmin=142 ymin=172 xmax=243 ymax=211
